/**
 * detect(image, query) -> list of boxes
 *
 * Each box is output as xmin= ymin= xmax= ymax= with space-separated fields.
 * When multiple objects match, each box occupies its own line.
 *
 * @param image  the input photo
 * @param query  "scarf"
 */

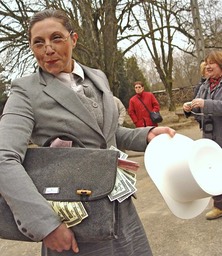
xmin=209 ymin=76 xmax=222 ymax=91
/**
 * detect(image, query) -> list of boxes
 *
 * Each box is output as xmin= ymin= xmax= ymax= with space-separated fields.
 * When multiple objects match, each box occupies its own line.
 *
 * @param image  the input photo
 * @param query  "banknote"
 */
xmin=120 ymin=169 xmax=136 ymax=186
xmin=50 ymin=201 xmax=70 ymax=221
xmin=117 ymin=170 xmax=137 ymax=203
xmin=65 ymin=202 xmax=83 ymax=227
xmin=48 ymin=201 xmax=88 ymax=228
xmin=122 ymin=169 xmax=136 ymax=179
xmin=74 ymin=202 xmax=88 ymax=219
xmin=109 ymin=145 xmax=128 ymax=159
xmin=108 ymin=146 xmax=138 ymax=202
xmin=108 ymin=168 xmax=137 ymax=202
xmin=108 ymin=169 xmax=131 ymax=201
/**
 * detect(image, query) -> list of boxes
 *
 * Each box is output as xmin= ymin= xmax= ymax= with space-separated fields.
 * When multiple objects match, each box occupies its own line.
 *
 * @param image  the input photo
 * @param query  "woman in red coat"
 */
xmin=128 ymin=81 xmax=161 ymax=127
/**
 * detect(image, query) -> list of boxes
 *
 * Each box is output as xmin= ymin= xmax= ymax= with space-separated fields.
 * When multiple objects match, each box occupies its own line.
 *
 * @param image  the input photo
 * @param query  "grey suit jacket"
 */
xmin=0 ymin=64 xmax=151 ymax=241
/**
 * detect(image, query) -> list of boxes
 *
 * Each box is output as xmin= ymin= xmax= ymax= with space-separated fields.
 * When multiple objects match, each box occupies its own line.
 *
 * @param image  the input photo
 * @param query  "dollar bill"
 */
xmin=48 ymin=201 xmax=88 ymax=228
xmin=108 ymin=168 xmax=137 ymax=203
xmin=75 ymin=201 xmax=88 ymax=219
xmin=51 ymin=201 xmax=70 ymax=221
xmin=117 ymin=171 xmax=137 ymax=203
xmin=120 ymin=169 xmax=136 ymax=186
xmin=65 ymin=202 xmax=83 ymax=227
xmin=118 ymin=169 xmax=137 ymax=200
xmin=108 ymin=169 xmax=131 ymax=201
xmin=122 ymin=169 xmax=136 ymax=180
xmin=109 ymin=145 xmax=128 ymax=159
xmin=108 ymin=146 xmax=138 ymax=202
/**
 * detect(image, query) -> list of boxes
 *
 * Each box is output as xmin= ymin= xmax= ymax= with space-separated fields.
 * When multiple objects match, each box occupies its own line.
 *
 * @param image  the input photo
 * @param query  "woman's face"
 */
xmin=206 ymin=61 xmax=222 ymax=79
xmin=134 ymin=84 xmax=144 ymax=94
xmin=30 ymin=18 xmax=78 ymax=75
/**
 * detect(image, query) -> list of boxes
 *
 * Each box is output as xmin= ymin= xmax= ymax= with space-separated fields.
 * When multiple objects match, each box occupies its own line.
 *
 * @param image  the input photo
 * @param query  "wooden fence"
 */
xmin=152 ymin=86 xmax=196 ymax=107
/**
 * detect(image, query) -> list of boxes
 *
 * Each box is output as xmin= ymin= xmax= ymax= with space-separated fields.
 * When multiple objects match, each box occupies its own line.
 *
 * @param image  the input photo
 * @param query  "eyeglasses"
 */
xmin=135 ymin=86 xmax=142 ymax=89
xmin=31 ymin=31 xmax=73 ymax=53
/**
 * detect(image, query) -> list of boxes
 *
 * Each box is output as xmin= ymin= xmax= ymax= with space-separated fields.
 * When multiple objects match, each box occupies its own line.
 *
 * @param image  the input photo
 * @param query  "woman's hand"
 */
xmin=191 ymin=98 xmax=204 ymax=109
xmin=183 ymin=99 xmax=204 ymax=112
xmin=147 ymin=127 xmax=176 ymax=142
xmin=43 ymin=223 xmax=79 ymax=253
xmin=183 ymin=102 xmax=192 ymax=112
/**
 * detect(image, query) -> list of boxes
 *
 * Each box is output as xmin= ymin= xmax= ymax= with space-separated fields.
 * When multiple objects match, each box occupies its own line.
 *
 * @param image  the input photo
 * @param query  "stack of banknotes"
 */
xmin=108 ymin=168 xmax=137 ymax=203
xmin=48 ymin=200 xmax=88 ymax=228
xmin=108 ymin=146 xmax=138 ymax=203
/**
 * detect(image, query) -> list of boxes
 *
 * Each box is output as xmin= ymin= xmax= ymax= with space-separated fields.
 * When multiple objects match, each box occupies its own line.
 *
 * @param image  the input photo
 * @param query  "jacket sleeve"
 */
xmin=0 ymin=83 xmax=61 ymax=241
xmin=128 ymin=98 xmax=138 ymax=124
xmin=116 ymin=126 xmax=151 ymax=152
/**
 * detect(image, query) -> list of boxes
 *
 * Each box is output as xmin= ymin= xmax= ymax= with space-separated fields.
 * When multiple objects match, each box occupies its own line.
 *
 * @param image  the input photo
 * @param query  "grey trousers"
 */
xmin=41 ymin=198 xmax=153 ymax=256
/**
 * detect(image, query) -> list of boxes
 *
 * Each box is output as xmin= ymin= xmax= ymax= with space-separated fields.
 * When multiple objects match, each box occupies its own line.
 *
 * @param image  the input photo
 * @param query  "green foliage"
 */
xmin=115 ymin=53 xmax=149 ymax=108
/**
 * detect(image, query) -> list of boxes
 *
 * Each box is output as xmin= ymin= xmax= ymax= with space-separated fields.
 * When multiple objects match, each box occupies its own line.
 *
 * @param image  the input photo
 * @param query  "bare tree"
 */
xmin=123 ymin=0 xmax=195 ymax=110
xmin=199 ymin=0 xmax=222 ymax=50
xmin=0 ymin=1 xmax=118 ymax=84
xmin=190 ymin=0 xmax=205 ymax=65
xmin=173 ymin=52 xmax=199 ymax=88
xmin=0 ymin=1 xmax=34 ymax=76
xmin=118 ymin=0 xmax=221 ymax=110
xmin=0 ymin=0 xmax=221 ymax=110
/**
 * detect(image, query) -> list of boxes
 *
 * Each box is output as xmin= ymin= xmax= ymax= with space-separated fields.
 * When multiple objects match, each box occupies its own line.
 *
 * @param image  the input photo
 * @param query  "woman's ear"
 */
xmin=29 ymin=42 xmax=34 ymax=53
xmin=71 ymin=32 xmax=78 ymax=48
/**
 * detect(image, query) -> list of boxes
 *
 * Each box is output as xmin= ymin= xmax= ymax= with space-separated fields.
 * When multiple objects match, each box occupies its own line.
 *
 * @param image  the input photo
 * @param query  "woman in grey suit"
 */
xmin=0 ymin=9 xmax=175 ymax=255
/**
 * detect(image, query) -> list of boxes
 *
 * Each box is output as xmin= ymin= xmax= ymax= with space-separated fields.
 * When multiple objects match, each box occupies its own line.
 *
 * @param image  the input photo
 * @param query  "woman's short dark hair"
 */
xmin=133 ymin=81 xmax=144 ymax=87
xmin=28 ymin=9 xmax=74 ymax=42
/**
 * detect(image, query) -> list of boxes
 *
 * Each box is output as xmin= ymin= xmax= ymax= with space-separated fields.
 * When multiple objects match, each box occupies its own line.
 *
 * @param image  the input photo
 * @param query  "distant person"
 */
xmin=113 ymin=96 xmax=126 ymax=126
xmin=183 ymin=50 xmax=222 ymax=220
xmin=128 ymin=81 xmax=161 ymax=127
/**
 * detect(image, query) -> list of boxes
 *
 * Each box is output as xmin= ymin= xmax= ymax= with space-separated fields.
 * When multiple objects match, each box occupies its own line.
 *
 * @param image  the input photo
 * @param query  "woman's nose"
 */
xmin=45 ymin=44 xmax=55 ymax=54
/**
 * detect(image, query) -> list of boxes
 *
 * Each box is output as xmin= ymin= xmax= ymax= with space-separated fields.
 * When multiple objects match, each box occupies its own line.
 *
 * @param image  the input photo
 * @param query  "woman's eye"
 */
xmin=32 ymin=40 xmax=44 ymax=48
xmin=53 ymin=34 xmax=62 ymax=39
xmin=33 ymin=40 xmax=44 ymax=45
xmin=52 ymin=35 xmax=63 ymax=41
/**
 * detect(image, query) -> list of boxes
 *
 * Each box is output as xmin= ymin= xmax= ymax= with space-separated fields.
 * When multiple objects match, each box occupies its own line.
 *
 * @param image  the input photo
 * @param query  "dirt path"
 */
xmin=174 ymin=122 xmax=202 ymax=140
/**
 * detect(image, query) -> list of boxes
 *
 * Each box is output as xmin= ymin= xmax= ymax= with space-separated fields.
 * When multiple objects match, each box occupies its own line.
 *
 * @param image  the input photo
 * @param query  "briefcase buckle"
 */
xmin=76 ymin=189 xmax=92 ymax=196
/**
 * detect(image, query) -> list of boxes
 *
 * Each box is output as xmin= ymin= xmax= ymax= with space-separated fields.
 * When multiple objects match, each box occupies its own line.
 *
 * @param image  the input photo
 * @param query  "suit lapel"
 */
xmin=39 ymin=66 xmax=117 ymax=140
xmin=40 ymin=71 xmax=103 ymax=136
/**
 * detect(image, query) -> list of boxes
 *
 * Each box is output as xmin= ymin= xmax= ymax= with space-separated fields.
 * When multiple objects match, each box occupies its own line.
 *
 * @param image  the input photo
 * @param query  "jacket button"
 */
xmin=28 ymin=233 xmax=34 ymax=239
xmin=22 ymin=228 xmax=27 ymax=233
xmin=17 ymin=220 xmax=21 ymax=225
xmin=92 ymin=102 xmax=98 ymax=108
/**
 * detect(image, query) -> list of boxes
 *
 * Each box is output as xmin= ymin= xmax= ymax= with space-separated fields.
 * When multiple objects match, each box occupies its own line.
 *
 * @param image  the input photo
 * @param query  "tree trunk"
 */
xmin=102 ymin=0 xmax=118 ymax=92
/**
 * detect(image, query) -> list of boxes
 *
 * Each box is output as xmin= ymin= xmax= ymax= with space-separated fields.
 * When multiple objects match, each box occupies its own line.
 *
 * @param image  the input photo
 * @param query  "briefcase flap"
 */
xmin=23 ymin=147 xmax=119 ymax=202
